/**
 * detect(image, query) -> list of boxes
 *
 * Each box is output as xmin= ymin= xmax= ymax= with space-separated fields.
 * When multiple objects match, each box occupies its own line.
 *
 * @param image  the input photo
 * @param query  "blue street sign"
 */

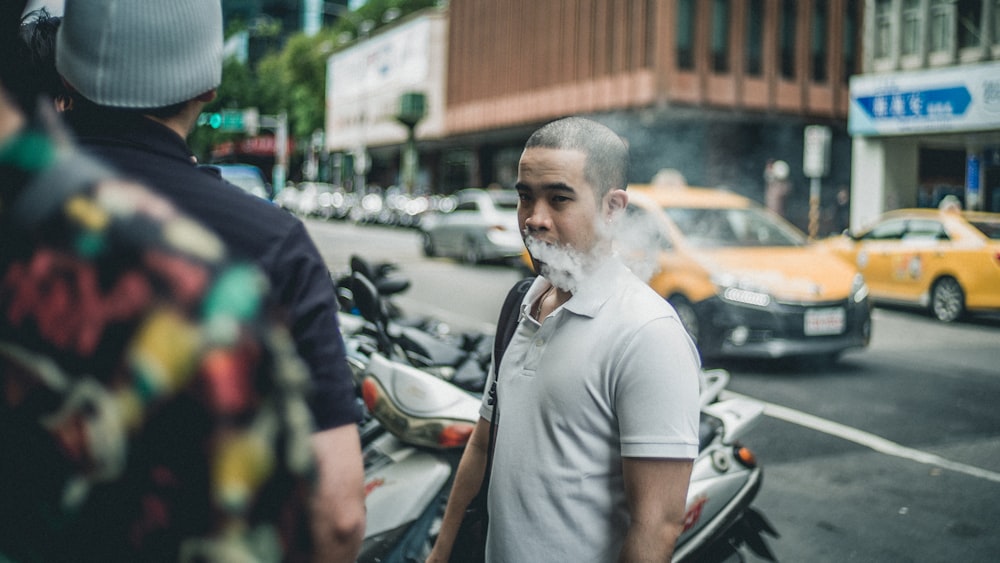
xmin=849 ymin=60 xmax=1000 ymax=136
xmin=967 ymin=155 xmax=980 ymax=195
xmin=855 ymin=86 xmax=971 ymax=120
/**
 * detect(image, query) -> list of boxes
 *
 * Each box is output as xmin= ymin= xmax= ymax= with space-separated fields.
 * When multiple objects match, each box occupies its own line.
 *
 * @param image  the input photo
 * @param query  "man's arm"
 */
xmin=310 ymin=425 xmax=366 ymax=563
xmin=618 ymin=457 xmax=694 ymax=563
xmin=425 ymin=416 xmax=492 ymax=563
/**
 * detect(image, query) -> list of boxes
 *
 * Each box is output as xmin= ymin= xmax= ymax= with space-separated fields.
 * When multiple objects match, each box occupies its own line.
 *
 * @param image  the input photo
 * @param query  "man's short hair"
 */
xmin=524 ymin=117 xmax=629 ymax=197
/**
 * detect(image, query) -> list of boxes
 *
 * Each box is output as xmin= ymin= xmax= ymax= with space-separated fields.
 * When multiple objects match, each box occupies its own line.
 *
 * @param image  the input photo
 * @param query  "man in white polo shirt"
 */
xmin=429 ymin=117 xmax=701 ymax=562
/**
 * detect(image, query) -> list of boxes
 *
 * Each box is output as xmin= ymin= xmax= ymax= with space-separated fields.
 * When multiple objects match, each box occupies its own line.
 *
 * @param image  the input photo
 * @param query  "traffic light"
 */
xmin=197 ymin=109 xmax=258 ymax=134
xmin=197 ymin=112 xmax=223 ymax=128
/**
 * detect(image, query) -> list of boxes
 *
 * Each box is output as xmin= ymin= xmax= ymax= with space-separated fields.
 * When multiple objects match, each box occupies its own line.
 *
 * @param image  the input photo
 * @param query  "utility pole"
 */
xmin=251 ymin=111 xmax=288 ymax=194
xmin=803 ymin=125 xmax=832 ymax=240
xmin=396 ymin=92 xmax=427 ymax=194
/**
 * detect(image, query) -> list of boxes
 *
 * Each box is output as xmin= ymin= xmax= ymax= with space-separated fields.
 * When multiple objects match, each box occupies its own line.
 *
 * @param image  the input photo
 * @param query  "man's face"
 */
xmin=516 ymin=147 xmax=608 ymax=283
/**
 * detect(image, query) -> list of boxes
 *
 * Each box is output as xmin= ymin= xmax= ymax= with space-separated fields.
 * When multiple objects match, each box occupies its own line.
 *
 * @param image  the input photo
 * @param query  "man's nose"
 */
xmin=523 ymin=203 xmax=551 ymax=231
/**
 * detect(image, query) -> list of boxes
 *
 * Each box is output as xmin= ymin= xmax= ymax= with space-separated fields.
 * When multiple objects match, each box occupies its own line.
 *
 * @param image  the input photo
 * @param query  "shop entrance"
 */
xmin=917 ymin=148 xmax=965 ymax=208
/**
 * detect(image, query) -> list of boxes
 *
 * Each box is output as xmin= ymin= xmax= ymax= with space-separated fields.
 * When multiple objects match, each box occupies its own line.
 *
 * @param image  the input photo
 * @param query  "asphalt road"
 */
xmin=306 ymin=218 xmax=1000 ymax=563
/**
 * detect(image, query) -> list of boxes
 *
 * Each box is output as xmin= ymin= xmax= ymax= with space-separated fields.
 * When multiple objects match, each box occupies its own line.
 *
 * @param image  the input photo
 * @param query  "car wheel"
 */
xmin=668 ymin=296 xmax=700 ymax=344
xmin=930 ymin=276 xmax=964 ymax=322
xmin=464 ymin=237 xmax=482 ymax=264
xmin=421 ymin=232 xmax=436 ymax=257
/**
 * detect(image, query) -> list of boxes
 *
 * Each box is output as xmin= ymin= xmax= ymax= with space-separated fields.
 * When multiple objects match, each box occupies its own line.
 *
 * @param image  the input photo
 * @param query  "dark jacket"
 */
xmin=66 ymin=108 xmax=358 ymax=430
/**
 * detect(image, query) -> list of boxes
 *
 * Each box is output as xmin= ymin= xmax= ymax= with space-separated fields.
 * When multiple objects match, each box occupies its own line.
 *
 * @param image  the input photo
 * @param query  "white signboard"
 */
xmin=848 ymin=60 xmax=1000 ymax=136
xmin=325 ymin=14 xmax=445 ymax=151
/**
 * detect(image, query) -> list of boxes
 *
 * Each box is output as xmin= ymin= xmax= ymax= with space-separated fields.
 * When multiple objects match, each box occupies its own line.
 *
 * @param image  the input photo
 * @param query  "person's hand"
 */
xmin=424 ymin=550 xmax=448 ymax=563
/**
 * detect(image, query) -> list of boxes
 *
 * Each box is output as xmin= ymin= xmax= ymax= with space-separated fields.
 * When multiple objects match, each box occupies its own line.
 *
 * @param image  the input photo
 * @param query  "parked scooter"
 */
xmin=673 ymin=369 xmax=779 ymax=561
xmin=335 ymin=255 xmax=411 ymax=320
xmin=345 ymin=267 xmax=492 ymax=392
xmin=348 ymin=274 xmax=481 ymax=562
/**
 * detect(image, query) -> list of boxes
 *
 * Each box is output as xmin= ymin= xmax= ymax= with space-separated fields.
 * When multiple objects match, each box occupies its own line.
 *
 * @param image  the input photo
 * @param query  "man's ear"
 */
xmin=195 ymin=89 xmax=218 ymax=103
xmin=605 ymin=189 xmax=628 ymax=218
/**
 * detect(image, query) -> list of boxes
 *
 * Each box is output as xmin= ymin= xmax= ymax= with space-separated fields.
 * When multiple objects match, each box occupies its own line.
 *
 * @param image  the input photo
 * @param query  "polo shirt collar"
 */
xmin=559 ymin=255 xmax=626 ymax=319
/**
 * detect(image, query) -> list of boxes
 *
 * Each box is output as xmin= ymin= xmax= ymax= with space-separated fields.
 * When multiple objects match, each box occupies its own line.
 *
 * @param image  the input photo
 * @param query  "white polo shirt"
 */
xmin=481 ymin=256 xmax=701 ymax=562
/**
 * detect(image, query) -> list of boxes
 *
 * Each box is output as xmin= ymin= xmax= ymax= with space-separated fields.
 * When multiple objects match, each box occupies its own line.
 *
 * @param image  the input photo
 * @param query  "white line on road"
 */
xmin=723 ymin=391 xmax=1000 ymax=484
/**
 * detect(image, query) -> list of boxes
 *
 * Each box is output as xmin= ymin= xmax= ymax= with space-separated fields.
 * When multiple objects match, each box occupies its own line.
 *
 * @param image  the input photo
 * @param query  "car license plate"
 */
xmin=804 ymin=307 xmax=845 ymax=336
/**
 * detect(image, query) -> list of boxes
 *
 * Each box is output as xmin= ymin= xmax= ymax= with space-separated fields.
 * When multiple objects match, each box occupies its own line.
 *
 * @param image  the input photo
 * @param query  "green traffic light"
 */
xmin=209 ymin=113 xmax=222 ymax=129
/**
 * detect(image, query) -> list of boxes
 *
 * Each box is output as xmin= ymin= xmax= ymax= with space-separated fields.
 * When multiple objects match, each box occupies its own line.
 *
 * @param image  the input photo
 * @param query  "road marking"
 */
xmin=723 ymin=391 xmax=1000 ymax=484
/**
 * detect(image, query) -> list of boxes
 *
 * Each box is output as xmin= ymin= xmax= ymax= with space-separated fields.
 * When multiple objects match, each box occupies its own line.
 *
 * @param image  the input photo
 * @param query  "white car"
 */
xmin=214 ymin=163 xmax=271 ymax=201
xmin=420 ymin=188 xmax=523 ymax=264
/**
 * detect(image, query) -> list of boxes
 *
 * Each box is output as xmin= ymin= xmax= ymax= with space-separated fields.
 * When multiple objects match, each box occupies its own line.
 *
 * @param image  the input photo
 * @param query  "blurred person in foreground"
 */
xmin=428 ymin=117 xmax=702 ymax=562
xmin=54 ymin=1 xmax=366 ymax=560
xmin=0 ymin=1 xmax=317 ymax=560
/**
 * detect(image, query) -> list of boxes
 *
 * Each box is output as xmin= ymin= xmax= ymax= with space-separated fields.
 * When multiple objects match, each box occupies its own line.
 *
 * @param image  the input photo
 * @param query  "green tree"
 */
xmin=255 ymin=31 xmax=337 ymax=139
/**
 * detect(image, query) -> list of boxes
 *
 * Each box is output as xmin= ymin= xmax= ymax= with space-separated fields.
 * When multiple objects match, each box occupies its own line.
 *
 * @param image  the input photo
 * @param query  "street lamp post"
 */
xmin=396 ymin=92 xmax=427 ymax=194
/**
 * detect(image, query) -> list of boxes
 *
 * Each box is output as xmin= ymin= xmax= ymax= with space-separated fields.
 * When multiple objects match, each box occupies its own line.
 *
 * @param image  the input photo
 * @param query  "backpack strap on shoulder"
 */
xmin=491 ymin=277 xmax=534 ymax=389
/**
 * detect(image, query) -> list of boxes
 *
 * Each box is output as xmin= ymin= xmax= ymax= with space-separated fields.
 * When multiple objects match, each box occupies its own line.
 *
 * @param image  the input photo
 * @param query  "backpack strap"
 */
xmin=492 ymin=277 xmax=535 ymax=383
xmin=472 ymin=276 xmax=534 ymax=522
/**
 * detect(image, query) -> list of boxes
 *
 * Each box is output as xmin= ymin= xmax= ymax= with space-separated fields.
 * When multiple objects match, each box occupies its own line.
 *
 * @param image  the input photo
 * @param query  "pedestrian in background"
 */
xmin=764 ymin=158 xmax=791 ymax=217
xmin=834 ymin=185 xmax=851 ymax=233
xmin=428 ymin=117 xmax=701 ymax=562
xmin=54 ymin=0 xmax=365 ymax=559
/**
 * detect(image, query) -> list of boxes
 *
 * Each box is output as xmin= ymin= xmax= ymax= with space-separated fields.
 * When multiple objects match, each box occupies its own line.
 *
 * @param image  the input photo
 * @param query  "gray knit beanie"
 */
xmin=56 ymin=0 xmax=223 ymax=108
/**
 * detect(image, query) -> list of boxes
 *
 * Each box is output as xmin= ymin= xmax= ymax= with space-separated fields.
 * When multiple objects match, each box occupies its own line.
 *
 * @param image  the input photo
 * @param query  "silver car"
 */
xmin=420 ymin=188 xmax=523 ymax=264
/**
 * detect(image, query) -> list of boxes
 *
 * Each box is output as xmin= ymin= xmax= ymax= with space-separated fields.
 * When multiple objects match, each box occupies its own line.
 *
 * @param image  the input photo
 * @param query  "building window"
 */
xmin=843 ymin=0 xmax=858 ymax=81
xmin=711 ymin=0 xmax=730 ymax=72
xmin=994 ymin=0 xmax=1000 ymax=45
xmin=811 ymin=0 xmax=828 ymax=81
xmin=677 ymin=0 xmax=695 ymax=69
xmin=779 ymin=0 xmax=797 ymax=78
xmin=957 ymin=0 xmax=983 ymax=48
xmin=874 ymin=0 xmax=893 ymax=59
xmin=929 ymin=0 xmax=955 ymax=54
xmin=745 ymin=0 xmax=764 ymax=76
xmin=901 ymin=0 xmax=922 ymax=56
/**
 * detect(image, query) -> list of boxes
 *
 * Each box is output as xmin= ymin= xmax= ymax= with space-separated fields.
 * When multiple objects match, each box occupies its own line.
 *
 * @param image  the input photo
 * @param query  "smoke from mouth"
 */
xmin=522 ymin=208 xmax=662 ymax=293
xmin=523 ymin=234 xmax=585 ymax=293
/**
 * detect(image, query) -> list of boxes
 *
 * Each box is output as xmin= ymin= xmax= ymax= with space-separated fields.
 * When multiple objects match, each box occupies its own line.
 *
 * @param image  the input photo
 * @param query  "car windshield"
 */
xmin=664 ymin=207 xmax=805 ymax=248
xmin=968 ymin=219 xmax=1000 ymax=240
xmin=490 ymin=191 xmax=520 ymax=211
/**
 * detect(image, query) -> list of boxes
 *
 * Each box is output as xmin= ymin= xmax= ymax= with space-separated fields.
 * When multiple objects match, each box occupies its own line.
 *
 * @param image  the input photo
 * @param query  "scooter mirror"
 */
xmin=351 ymin=255 xmax=376 ymax=281
xmin=351 ymin=271 xmax=383 ymax=324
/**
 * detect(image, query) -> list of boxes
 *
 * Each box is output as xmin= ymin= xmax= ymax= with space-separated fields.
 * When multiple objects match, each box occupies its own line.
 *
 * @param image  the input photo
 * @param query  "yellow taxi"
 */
xmin=602 ymin=184 xmax=871 ymax=362
xmin=817 ymin=208 xmax=1000 ymax=322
